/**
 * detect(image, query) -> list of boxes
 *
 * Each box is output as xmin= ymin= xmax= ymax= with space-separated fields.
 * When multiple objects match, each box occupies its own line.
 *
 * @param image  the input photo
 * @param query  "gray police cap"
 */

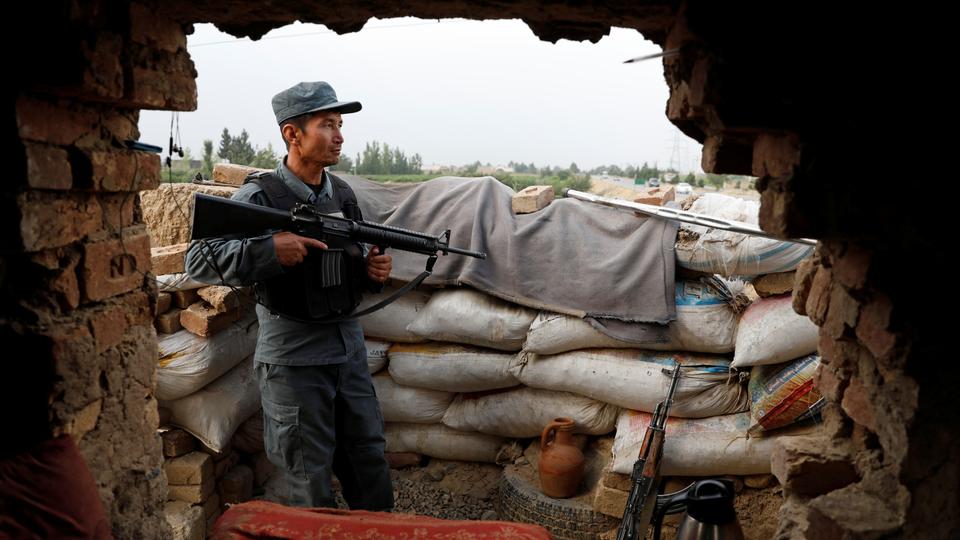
xmin=271 ymin=81 xmax=362 ymax=125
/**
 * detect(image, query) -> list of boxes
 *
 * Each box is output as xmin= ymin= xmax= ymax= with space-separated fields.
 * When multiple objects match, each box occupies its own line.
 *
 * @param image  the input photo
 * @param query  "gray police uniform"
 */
xmin=184 ymin=160 xmax=393 ymax=510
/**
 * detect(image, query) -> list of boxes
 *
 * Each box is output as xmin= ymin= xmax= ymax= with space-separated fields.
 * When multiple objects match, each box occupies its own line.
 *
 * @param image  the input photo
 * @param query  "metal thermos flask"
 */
xmin=673 ymin=479 xmax=744 ymax=540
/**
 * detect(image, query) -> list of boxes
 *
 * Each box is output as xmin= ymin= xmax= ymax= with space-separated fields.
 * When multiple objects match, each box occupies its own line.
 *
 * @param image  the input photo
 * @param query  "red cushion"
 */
xmin=212 ymin=500 xmax=552 ymax=539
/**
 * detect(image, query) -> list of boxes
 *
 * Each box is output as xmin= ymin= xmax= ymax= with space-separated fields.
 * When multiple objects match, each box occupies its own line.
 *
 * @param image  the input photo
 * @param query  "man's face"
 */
xmin=294 ymin=111 xmax=344 ymax=168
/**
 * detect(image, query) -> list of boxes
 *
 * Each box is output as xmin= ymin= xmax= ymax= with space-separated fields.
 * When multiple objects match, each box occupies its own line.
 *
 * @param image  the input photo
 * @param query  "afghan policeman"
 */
xmin=184 ymin=81 xmax=394 ymax=510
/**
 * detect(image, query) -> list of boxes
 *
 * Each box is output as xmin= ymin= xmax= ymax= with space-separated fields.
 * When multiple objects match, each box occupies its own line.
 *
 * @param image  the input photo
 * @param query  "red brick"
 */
xmin=172 ymin=289 xmax=199 ymax=309
xmin=702 ymin=133 xmax=754 ymax=175
xmin=179 ymin=302 xmax=241 ymax=337
xmin=25 ymin=143 xmax=72 ymax=190
xmin=78 ymin=33 xmax=123 ymax=100
xmin=81 ymin=231 xmax=151 ymax=302
xmin=127 ymin=68 xmax=197 ymax=111
xmin=157 ymin=292 xmax=172 ymax=315
xmin=88 ymin=149 xmax=160 ymax=192
xmin=129 ymin=3 xmax=187 ymax=53
xmin=99 ymin=193 xmax=137 ymax=232
xmin=752 ymin=132 xmax=801 ymax=178
xmin=856 ymin=293 xmax=896 ymax=359
xmin=152 ymin=243 xmax=189 ymax=276
xmin=823 ymin=285 xmax=859 ymax=340
xmin=833 ymin=244 xmax=871 ymax=291
xmin=88 ymin=303 xmax=129 ymax=353
xmin=218 ymin=465 xmax=253 ymax=505
xmin=805 ymin=266 xmax=832 ymax=326
xmin=102 ymin=110 xmax=139 ymax=142
xmin=17 ymin=191 xmax=102 ymax=251
xmin=841 ymin=377 xmax=876 ymax=432
xmin=155 ymin=308 xmax=183 ymax=334
xmin=137 ymin=151 xmax=161 ymax=190
xmin=162 ymin=428 xmax=196 ymax=458
xmin=16 ymin=96 xmax=99 ymax=146
xmin=814 ymin=361 xmax=847 ymax=403
xmin=31 ymin=248 xmax=82 ymax=310
xmin=792 ymin=255 xmax=818 ymax=315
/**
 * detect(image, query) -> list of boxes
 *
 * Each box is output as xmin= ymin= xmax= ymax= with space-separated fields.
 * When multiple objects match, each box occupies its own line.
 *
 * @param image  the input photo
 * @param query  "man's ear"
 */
xmin=281 ymin=123 xmax=299 ymax=146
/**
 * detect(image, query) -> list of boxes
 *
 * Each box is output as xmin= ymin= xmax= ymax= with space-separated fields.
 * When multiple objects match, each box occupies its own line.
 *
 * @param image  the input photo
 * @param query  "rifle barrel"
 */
xmin=564 ymin=189 xmax=816 ymax=246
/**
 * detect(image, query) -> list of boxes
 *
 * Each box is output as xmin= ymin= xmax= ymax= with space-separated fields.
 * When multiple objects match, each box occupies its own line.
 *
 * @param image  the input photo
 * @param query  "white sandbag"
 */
xmin=161 ymin=356 xmax=260 ymax=453
xmin=510 ymin=349 xmax=748 ymax=418
xmin=524 ymin=280 xmax=742 ymax=355
xmin=442 ymin=387 xmax=619 ymax=438
xmin=733 ymin=294 xmax=819 ymax=368
xmin=406 ymin=288 xmax=537 ymax=351
xmin=387 ymin=343 xmax=519 ymax=392
xmin=611 ymin=409 xmax=815 ymax=476
xmin=384 ymin=423 xmax=509 ymax=463
xmin=372 ymin=372 xmax=454 ymax=424
xmin=232 ymin=409 xmax=264 ymax=454
xmin=157 ymin=313 xmax=258 ymax=400
xmin=675 ymin=193 xmax=814 ymax=276
xmin=365 ymin=339 xmax=390 ymax=374
xmin=358 ymin=285 xmax=431 ymax=342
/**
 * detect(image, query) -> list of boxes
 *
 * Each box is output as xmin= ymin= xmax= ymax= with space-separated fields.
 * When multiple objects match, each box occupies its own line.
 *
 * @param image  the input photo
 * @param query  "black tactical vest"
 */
xmin=244 ymin=171 xmax=367 ymax=322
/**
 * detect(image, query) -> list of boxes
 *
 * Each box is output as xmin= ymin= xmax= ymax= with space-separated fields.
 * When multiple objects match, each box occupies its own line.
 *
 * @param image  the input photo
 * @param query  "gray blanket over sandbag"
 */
xmin=341 ymin=174 xmax=678 ymax=329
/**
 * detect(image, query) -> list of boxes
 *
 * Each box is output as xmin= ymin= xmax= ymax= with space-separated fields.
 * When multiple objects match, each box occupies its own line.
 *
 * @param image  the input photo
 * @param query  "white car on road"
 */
xmin=676 ymin=182 xmax=693 ymax=197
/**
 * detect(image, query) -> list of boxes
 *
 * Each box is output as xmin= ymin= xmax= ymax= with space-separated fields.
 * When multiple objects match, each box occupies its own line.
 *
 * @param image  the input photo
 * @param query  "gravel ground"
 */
xmin=391 ymin=459 xmax=504 ymax=521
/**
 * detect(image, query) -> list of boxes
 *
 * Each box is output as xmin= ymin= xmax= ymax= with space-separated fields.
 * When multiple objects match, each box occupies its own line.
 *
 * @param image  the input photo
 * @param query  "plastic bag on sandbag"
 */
xmin=509 ymin=349 xmax=748 ymax=418
xmin=358 ymin=285 xmax=432 ymax=342
xmin=733 ymin=294 xmax=819 ymax=368
xmin=524 ymin=279 xmax=743 ymax=355
xmin=232 ymin=410 xmax=264 ymax=455
xmin=161 ymin=356 xmax=260 ymax=453
xmin=387 ymin=343 xmax=519 ymax=392
xmin=372 ymin=372 xmax=454 ymax=424
xmin=748 ymin=354 xmax=824 ymax=435
xmin=442 ymin=386 xmax=619 ymax=438
xmin=384 ymin=423 xmax=509 ymax=463
xmin=406 ymin=288 xmax=537 ymax=351
xmin=675 ymin=193 xmax=814 ymax=276
xmin=157 ymin=313 xmax=258 ymax=400
xmin=610 ymin=409 xmax=816 ymax=476
xmin=365 ymin=339 xmax=390 ymax=374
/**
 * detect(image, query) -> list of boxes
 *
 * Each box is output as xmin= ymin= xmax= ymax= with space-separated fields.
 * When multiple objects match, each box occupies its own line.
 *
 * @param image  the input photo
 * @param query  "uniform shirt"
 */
xmin=184 ymin=158 xmax=365 ymax=366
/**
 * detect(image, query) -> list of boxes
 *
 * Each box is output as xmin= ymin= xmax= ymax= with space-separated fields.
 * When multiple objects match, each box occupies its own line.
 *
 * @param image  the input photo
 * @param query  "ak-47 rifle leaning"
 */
xmin=617 ymin=364 xmax=682 ymax=540
xmin=191 ymin=193 xmax=486 ymax=265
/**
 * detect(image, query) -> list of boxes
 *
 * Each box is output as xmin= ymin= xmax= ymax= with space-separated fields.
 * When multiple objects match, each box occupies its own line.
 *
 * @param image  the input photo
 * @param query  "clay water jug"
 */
xmin=538 ymin=417 xmax=585 ymax=498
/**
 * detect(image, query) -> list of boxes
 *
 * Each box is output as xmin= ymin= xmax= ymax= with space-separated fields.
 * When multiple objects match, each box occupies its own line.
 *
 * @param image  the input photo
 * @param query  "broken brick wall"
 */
xmin=660 ymin=3 xmax=955 ymax=538
xmin=4 ymin=1 xmax=196 ymax=537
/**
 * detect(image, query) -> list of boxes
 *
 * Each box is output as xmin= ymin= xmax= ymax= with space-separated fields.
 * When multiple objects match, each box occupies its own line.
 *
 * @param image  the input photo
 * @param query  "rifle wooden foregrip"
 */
xmin=640 ymin=430 xmax=665 ymax=478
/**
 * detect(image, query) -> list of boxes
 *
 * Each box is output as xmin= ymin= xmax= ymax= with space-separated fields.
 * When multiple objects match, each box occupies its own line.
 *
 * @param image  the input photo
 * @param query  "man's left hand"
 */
xmin=366 ymin=247 xmax=392 ymax=283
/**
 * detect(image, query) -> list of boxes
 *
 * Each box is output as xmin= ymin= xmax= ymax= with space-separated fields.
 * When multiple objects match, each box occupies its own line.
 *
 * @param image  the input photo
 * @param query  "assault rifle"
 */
xmin=190 ymin=193 xmax=486 ymax=317
xmin=191 ymin=193 xmax=486 ymax=261
xmin=617 ymin=364 xmax=682 ymax=540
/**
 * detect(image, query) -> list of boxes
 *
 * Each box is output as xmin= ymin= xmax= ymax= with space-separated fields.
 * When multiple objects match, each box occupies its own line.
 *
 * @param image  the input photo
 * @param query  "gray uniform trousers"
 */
xmin=256 ymin=345 xmax=394 ymax=510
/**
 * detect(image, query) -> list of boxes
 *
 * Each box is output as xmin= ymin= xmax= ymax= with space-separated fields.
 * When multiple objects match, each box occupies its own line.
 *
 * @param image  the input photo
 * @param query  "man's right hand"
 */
xmin=273 ymin=232 xmax=327 ymax=266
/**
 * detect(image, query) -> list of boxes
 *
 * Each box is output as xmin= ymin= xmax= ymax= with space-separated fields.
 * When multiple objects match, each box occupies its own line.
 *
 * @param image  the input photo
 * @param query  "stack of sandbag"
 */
xmin=594 ymin=261 xmax=824 ymax=518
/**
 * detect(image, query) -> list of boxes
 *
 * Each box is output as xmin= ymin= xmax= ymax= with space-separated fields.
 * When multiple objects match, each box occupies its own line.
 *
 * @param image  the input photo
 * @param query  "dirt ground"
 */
xmin=391 ymin=459 xmax=504 ymax=521
xmin=391 ymin=458 xmax=783 ymax=539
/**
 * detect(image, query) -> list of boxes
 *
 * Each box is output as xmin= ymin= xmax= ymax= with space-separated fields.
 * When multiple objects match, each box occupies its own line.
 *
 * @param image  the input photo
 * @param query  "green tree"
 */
xmin=202 ymin=139 xmax=214 ymax=178
xmin=218 ymin=128 xmax=256 ymax=165
xmin=250 ymin=143 xmax=279 ymax=168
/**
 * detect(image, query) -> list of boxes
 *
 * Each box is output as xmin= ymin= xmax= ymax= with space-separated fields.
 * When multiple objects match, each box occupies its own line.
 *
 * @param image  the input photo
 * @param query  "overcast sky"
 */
xmin=138 ymin=18 xmax=704 ymax=172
